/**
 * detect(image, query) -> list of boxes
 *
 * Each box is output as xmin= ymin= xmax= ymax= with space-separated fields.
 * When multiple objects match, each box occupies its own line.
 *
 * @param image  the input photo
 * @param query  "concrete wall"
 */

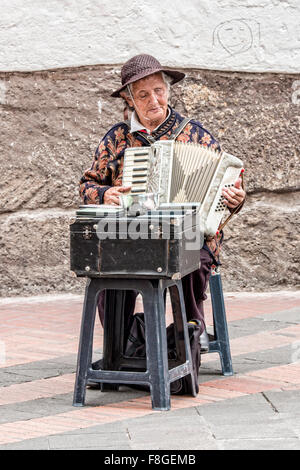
xmin=0 ymin=0 xmax=300 ymax=73
xmin=0 ymin=66 xmax=299 ymax=297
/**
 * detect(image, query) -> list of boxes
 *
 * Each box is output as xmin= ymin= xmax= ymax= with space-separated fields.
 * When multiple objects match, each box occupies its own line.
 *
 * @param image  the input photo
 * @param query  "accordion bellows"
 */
xmin=123 ymin=140 xmax=243 ymax=236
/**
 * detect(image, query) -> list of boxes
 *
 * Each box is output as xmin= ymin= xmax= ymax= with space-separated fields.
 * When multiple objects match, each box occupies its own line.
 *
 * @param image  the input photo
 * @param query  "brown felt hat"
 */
xmin=111 ymin=54 xmax=185 ymax=98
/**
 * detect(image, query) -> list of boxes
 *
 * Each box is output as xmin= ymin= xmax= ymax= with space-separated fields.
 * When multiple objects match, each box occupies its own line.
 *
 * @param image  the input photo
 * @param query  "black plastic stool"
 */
xmin=73 ymin=277 xmax=197 ymax=411
xmin=208 ymin=267 xmax=233 ymax=376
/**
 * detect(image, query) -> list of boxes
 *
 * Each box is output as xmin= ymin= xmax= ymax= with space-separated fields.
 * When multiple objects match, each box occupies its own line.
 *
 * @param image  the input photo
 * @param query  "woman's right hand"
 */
xmin=103 ymin=186 xmax=131 ymax=206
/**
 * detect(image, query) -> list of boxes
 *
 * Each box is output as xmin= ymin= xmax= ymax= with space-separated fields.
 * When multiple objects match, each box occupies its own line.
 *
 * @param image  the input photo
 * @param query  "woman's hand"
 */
xmin=222 ymin=177 xmax=245 ymax=209
xmin=103 ymin=186 xmax=131 ymax=206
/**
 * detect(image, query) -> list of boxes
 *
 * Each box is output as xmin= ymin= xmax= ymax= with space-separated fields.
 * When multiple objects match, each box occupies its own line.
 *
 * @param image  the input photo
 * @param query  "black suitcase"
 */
xmin=70 ymin=205 xmax=203 ymax=279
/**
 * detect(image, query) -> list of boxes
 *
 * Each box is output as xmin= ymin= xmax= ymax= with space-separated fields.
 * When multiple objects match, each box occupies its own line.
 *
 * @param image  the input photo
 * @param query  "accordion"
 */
xmin=122 ymin=140 xmax=243 ymax=236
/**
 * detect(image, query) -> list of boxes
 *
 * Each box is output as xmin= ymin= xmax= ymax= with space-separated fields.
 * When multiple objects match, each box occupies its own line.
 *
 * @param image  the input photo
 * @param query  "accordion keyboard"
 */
xmin=122 ymin=148 xmax=151 ymax=194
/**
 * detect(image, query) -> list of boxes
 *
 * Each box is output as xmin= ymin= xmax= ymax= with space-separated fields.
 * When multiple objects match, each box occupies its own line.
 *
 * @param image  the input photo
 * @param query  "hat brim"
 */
xmin=111 ymin=68 xmax=185 ymax=98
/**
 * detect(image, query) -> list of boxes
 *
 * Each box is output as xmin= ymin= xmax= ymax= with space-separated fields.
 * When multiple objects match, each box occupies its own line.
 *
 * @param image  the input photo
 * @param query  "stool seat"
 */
xmin=73 ymin=277 xmax=197 ymax=411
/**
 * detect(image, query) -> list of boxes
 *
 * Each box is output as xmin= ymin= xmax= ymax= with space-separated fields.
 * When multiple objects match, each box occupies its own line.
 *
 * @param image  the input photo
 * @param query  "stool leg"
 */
xmin=209 ymin=272 xmax=233 ymax=376
xmin=73 ymin=278 xmax=99 ymax=406
xmin=169 ymin=282 xmax=197 ymax=396
xmin=143 ymin=281 xmax=170 ymax=411
xmin=101 ymin=289 xmax=125 ymax=391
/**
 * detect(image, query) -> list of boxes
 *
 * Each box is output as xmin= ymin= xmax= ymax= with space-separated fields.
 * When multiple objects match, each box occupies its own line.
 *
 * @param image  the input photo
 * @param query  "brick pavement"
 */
xmin=0 ymin=290 xmax=299 ymax=450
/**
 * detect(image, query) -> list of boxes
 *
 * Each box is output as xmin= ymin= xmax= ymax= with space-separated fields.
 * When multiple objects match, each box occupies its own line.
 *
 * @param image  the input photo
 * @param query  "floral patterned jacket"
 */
xmin=79 ymin=106 xmax=221 ymax=205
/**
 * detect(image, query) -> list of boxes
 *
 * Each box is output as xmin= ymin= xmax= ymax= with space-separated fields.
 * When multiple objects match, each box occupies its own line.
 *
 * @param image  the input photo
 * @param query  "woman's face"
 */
xmin=127 ymin=72 xmax=169 ymax=127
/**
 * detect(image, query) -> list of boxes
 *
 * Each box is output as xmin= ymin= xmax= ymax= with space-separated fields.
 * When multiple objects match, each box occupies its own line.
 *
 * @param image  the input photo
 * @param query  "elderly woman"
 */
xmin=80 ymin=54 xmax=245 ymax=354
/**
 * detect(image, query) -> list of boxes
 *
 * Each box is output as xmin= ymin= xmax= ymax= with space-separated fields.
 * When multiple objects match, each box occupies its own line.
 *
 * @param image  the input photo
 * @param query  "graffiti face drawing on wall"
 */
xmin=213 ymin=19 xmax=258 ymax=56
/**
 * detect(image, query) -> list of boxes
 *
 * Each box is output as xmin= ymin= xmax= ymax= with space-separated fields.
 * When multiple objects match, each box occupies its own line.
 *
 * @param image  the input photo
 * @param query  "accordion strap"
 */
xmin=169 ymin=118 xmax=191 ymax=140
xmin=123 ymin=117 xmax=191 ymax=143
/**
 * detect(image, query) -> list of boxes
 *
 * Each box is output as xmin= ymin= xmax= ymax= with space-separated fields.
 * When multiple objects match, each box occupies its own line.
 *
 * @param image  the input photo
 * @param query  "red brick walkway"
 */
xmin=0 ymin=290 xmax=299 ymax=446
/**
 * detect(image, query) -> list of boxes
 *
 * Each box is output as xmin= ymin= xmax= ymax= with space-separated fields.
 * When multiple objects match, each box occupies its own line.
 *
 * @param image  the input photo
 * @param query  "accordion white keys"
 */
xmin=123 ymin=140 xmax=243 ymax=236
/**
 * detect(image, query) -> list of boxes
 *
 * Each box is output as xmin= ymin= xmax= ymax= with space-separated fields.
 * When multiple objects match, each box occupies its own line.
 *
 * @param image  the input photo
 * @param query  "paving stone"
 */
xmin=197 ymin=394 xmax=300 ymax=443
xmin=284 ymin=418 xmax=300 ymax=439
xmin=226 ymin=317 xmax=292 ymax=340
xmin=6 ymin=394 xmax=75 ymax=417
xmin=0 ymin=357 xmax=77 ymax=386
xmin=48 ymin=432 xmax=130 ymax=450
xmin=197 ymin=393 xmax=269 ymax=412
xmin=85 ymin=387 xmax=148 ymax=407
xmin=262 ymin=390 xmax=300 ymax=414
xmin=128 ymin=426 xmax=208 ymax=440
xmin=127 ymin=426 xmax=218 ymax=450
xmin=201 ymin=344 xmax=296 ymax=378
xmin=72 ymin=445 xmax=132 ymax=450
xmin=0 ymin=437 xmax=50 ymax=450
xmin=126 ymin=412 xmax=217 ymax=450
xmin=0 ymin=371 xmax=34 ymax=387
xmin=129 ymin=439 xmax=219 ymax=450
xmin=217 ymin=438 xmax=300 ymax=450
xmin=59 ymin=420 xmax=129 ymax=435
xmin=0 ymin=391 xmax=144 ymax=424
xmin=123 ymin=406 xmax=200 ymax=425
xmin=258 ymin=307 xmax=300 ymax=324
xmin=0 ymin=408 xmax=42 ymax=424
xmin=197 ymin=398 xmax=275 ymax=426
xmin=209 ymin=419 xmax=298 ymax=440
